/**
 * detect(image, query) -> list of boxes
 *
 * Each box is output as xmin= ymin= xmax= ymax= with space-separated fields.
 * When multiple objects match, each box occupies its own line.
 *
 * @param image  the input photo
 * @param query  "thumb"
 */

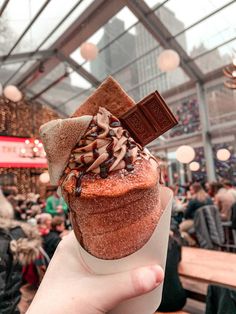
xmin=91 ymin=264 xmax=164 ymax=312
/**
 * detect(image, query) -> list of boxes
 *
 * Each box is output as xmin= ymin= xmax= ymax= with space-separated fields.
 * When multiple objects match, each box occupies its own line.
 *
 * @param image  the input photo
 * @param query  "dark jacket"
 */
xmin=158 ymin=237 xmax=186 ymax=312
xmin=43 ymin=231 xmax=61 ymax=259
xmin=184 ymin=197 xmax=213 ymax=220
xmin=231 ymin=202 xmax=236 ymax=229
xmin=206 ymin=285 xmax=236 ymax=314
xmin=194 ymin=205 xmax=224 ymax=249
xmin=0 ymin=219 xmax=41 ymax=314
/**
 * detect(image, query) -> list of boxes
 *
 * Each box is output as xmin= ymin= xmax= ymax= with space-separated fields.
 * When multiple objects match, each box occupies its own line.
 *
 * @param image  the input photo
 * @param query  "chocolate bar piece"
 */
xmin=120 ymin=91 xmax=178 ymax=146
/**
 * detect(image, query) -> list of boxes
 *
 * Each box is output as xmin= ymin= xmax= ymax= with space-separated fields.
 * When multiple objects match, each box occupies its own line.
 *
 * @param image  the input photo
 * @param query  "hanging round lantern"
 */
xmin=176 ymin=145 xmax=195 ymax=164
xmin=80 ymin=42 xmax=98 ymax=61
xmin=157 ymin=49 xmax=180 ymax=72
xmin=189 ymin=161 xmax=200 ymax=172
xmin=216 ymin=148 xmax=230 ymax=161
xmin=3 ymin=85 xmax=22 ymax=102
xmin=39 ymin=172 xmax=50 ymax=184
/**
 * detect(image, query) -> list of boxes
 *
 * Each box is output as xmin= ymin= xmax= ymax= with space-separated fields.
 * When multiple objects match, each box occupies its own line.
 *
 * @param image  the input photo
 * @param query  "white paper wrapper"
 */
xmin=78 ymin=186 xmax=173 ymax=314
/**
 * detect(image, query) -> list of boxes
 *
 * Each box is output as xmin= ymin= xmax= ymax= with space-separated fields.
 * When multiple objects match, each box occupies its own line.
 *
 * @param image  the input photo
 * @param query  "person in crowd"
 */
xmin=206 ymin=181 xmax=219 ymax=198
xmin=14 ymin=194 xmax=27 ymax=220
xmin=26 ymin=231 xmax=164 ymax=314
xmin=222 ymin=180 xmax=236 ymax=202
xmin=51 ymin=216 xmax=69 ymax=237
xmin=45 ymin=187 xmax=68 ymax=217
xmin=3 ymin=185 xmax=19 ymax=212
xmin=180 ymin=182 xmax=213 ymax=244
xmin=157 ymin=229 xmax=186 ymax=312
xmin=42 ymin=216 xmax=68 ymax=259
xmin=169 ymin=185 xmax=186 ymax=225
xmin=213 ymin=181 xmax=236 ymax=221
xmin=0 ymin=187 xmax=41 ymax=314
xmin=37 ymin=213 xmax=52 ymax=236
xmin=37 ymin=196 xmax=46 ymax=212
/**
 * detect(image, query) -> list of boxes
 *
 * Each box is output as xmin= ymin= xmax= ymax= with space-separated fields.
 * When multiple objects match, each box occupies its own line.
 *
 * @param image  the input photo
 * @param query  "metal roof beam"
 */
xmin=0 ymin=49 xmax=55 ymax=64
xmin=37 ymin=96 xmax=68 ymax=118
xmin=57 ymin=52 xmax=101 ymax=87
xmin=26 ymin=90 xmax=68 ymax=118
xmin=148 ymin=132 xmax=202 ymax=151
xmin=125 ymin=0 xmax=204 ymax=82
xmin=15 ymin=0 xmax=125 ymax=89
xmin=0 ymin=0 xmax=10 ymax=16
xmin=4 ymin=0 xmax=52 ymax=59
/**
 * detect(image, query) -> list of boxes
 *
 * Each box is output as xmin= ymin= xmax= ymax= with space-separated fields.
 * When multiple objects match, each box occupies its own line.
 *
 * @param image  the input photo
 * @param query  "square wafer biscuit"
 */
xmin=72 ymin=76 xmax=135 ymax=118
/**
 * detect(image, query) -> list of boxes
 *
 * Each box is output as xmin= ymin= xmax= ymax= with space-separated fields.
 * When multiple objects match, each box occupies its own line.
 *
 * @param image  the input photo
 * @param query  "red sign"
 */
xmin=0 ymin=136 xmax=48 ymax=168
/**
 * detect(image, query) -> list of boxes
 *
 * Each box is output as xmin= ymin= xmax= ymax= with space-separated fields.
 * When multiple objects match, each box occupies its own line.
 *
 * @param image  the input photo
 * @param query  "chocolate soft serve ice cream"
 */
xmin=59 ymin=107 xmax=162 ymax=259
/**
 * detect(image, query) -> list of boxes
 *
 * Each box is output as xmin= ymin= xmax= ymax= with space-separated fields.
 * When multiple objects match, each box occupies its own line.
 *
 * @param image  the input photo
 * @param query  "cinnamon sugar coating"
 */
xmin=62 ymin=158 xmax=162 ymax=259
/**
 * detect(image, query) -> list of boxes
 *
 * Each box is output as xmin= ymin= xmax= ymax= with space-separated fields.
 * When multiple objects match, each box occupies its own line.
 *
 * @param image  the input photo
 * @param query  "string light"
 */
xmin=20 ymin=138 xmax=45 ymax=158
xmin=39 ymin=172 xmax=50 ymax=184
xmin=157 ymin=49 xmax=180 ymax=72
xmin=80 ymin=42 xmax=98 ymax=61
xmin=176 ymin=145 xmax=195 ymax=164
xmin=216 ymin=148 xmax=231 ymax=161
xmin=189 ymin=161 xmax=200 ymax=171
xmin=3 ymin=85 xmax=23 ymax=102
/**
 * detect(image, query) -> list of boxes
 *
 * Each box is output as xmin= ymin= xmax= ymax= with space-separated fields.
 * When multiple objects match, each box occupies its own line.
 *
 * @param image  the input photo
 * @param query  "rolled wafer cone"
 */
xmin=41 ymin=76 xmax=173 ymax=314
xmin=79 ymin=187 xmax=173 ymax=314
xmin=68 ymin=157 xmax=163 ymax=259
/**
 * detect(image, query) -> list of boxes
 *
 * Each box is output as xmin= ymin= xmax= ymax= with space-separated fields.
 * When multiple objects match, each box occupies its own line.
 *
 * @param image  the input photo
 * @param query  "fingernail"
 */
xmin=137 ymin=265 xmax=164 ymax=291
xmin=150 ymin=265 xmax=164 ymax=285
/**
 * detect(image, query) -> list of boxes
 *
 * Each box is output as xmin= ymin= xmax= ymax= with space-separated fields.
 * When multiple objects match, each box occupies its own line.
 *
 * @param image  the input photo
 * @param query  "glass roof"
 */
xmin=0 ymin=0 xmax=235 ymax=115
xmin=29 ymin=64 xmax=67 ymax=94
xmin=0 ymin=62 xmax=24 ymax=84
xmin=4 ymin=60 xmax=37 ymax=85
xmin=1 ymin=0 xmax=94 ymax=55
xmin=194 ymin=39 xmax=235 ymax=74
xmin=70 ymin=7 xmax=139 ymax=78
xmin=40 ymin=71 xmax=92 ymax=107
xmin=155 ymin=0 xmax=233 ymax=36
xmin=39 ymin=0 xmax=94 ymax=50
xmin=71 ymin=7 xmax=190 ymax=98
xmin=175 ymin=1 xmax=236 ymax=56
xmin=58 ymin=86 xmax=95 ymax=115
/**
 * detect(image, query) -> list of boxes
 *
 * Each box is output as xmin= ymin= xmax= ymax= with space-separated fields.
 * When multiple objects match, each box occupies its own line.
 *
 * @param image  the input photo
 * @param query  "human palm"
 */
xmin=27 ymin=232 xmax=163 ymax=314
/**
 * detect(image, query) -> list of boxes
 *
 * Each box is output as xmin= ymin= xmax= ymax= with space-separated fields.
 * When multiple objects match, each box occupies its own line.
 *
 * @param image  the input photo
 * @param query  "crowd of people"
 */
xmin=0 ymin=178 xmax=236 ymax=313
xmin=169 ymin=99 xmax=200 ymax=138
xmin=170 ymin=180 xmax=236 ymax=247
xmin=0 ymin=185 xmax=70 ymax=314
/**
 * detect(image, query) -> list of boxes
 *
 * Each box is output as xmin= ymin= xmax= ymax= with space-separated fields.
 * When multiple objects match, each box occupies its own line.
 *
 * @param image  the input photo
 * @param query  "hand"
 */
xmin=186 ymin=191 xmax=191 ymax=200
xmin=56 ymin=205 xmax=63 ymax=213
xmin=27 ymin=232 xmax=164 ymax=314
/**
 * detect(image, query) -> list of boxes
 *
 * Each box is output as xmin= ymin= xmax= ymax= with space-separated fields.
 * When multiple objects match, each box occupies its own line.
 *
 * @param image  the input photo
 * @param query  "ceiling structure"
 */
xmin=0 ymin=0 xmax=235 ymax=117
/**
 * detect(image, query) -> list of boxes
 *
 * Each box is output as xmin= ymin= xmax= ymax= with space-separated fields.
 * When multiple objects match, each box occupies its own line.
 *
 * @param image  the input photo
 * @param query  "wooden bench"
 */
xmin=178 ymin=247 xmax=236 ymax=302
